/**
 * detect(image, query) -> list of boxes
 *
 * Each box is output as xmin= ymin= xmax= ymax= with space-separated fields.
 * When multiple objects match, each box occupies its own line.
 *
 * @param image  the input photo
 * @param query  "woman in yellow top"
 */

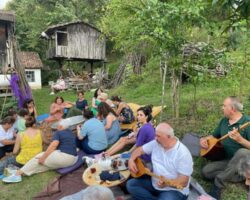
xmin=0 ymin=116 xmax=48 ymax=178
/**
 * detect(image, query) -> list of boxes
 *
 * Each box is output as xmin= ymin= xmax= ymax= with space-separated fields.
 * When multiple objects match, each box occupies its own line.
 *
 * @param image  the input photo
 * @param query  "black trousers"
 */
xmin=0 ymin=144 xmax=14 ymax=159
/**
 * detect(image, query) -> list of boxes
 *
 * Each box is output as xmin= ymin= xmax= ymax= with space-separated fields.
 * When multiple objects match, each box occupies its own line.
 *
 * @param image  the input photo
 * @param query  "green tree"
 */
xmin=212 ymin=0 xmax=250 ymax=99
xmin=100 ymin=0 xmax=207 ymax=118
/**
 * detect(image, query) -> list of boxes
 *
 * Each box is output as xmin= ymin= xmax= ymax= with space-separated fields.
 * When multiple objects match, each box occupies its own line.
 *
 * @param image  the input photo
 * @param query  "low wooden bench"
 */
xmin=120 ymin=103 xmax=166 ymax=130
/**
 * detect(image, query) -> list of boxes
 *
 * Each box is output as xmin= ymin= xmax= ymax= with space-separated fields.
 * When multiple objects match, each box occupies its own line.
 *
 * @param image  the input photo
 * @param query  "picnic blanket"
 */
xmin=120 ymin=103 xmax=165 ymax=130
xmin=33 ymin=166 xmax=214 ymax=200
xmin=32 ymin=166 xmax=128 ymax=200
xmin=32 ymin=167 xmax=86 ymax=200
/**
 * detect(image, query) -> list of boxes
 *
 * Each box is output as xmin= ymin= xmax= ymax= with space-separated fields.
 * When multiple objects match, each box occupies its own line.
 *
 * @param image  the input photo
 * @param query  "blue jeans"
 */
xmin=0 ymin=155 xmax=23 ymax=175
xmin=0 ymin=144 xmax=14 ymax=159
xmin=75 ymin=137 xmax=105 ymax=154
xmin=126 ymin=176 xmax=188 ymax=200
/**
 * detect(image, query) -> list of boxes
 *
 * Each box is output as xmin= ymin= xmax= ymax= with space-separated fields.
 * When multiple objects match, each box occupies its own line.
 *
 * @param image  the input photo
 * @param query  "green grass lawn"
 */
xmin=0 ymin=76 xmax=249 ymax=199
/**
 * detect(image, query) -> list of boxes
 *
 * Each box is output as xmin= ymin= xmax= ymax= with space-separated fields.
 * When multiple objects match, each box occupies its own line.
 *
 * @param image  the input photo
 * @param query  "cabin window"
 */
xmin=25 ymin=70 xmax=35 ymax=82
xmin=57 ymin=31 xmax=68 ymax=46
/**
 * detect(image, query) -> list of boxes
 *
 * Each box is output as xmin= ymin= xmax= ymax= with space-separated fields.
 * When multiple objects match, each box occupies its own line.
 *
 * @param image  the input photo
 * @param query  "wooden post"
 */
xmin=57 ymin=59 xmax=63 ymax=68
xmin=90 ymin=61 xmax=93 ymax=73
xmin=160 ymin=59 xmax=167 ymax=122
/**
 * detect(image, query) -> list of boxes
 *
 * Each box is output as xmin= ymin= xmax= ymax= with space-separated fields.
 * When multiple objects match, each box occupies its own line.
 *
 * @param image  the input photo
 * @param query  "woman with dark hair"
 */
xmin=23 ymin=99 xmax=37 ymax=118
xmin=45 ymin=96 xmax=68 ymax=123
xmin=66 ymin=91 xmax=88 ymax=118
xmin=0 ymin=116 xmax=48 ymax=179
xmin=0 ymin=116 xmax=16 ymax=159
xmin=111 ymin=96 xmax=134 ymax=124
xmin=91 ymin=88 xmax=103 ymax=116
xmin=76 ymin=109 xmax=108 ymax=154
xmin=97 ymin=102 xmax=121 ymax=145
xmin=106 ymin=105 xmax=155 ymax=161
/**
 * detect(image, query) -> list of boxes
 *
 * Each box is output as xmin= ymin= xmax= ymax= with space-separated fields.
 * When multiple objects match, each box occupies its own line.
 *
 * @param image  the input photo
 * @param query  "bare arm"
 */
xmin=105 ymin=115 xmax=114 ymax=130
xmin=0 ymin=139 xmax=15 ymax=146
xmin=238 ymin=138 xmax=250 ymax=149
xmin=34 ymin=107 xmax=38 ymax=118
xmin=128 ymin=147 xmax=144 ymax=174
xmin=92 ymin=98 xmax=97 ymax=108
xmin=38 ymin=140 xmax=59 ymax=164
xmin=77 ymin=125 xmax=84 ymax=140
xmin=229 ymin=129 xmax=250 ymax=149
xmin=40 ymin=130 xmax=50 ymax=145
xmin=116 ymin=103 xmax=125 ymax=115
xmin=50 ymin=104 xmax=58 ymax=115
xmin=13 ymin=134 xmax=21 ymax=155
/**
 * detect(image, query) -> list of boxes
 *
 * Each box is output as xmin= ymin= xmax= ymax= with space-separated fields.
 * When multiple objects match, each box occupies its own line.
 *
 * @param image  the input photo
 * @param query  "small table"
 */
xmin=82 ymin=162 xmax=130 ymax=187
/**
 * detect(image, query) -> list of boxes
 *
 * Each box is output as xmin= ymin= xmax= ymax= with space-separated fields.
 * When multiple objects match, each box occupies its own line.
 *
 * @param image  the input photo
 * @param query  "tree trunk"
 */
xmin=127 ymin=52 xmax=146 ymax=75
xmin=160 ymin=59 xmax=167 ymax=121
xmin=171 ymin=69 xmax=180 ymax=119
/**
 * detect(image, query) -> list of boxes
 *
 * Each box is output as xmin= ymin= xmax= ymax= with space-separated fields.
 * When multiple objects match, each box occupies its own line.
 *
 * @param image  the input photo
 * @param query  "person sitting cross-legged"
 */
xmin=2 ymin=121 xmax=78 ymax=183
xmin=0 ymin=116 xmax=48 ymax=180
xmin=200 ymin=96 xmax=250 ymax=200
xmin=76 ymin=109 xmax=108 ymax=154
xmin=111 ymin=95 xmax=134 ymax=124
xmin=97 ymin=102 xmax=121 ymax=145
xmin=50 ymin=76 xmax=66 ymax=95
xmin=66 ymin=91 xmax=88 ymax=118
xmin=0 ymin=116 xmax=16 ymax=159
xmin=127 ymin=122 xmax=193 ymax=200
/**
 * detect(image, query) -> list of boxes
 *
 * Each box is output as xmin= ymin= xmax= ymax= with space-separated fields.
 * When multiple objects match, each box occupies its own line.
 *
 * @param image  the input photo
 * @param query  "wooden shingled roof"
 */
xmin=0 ymin=10 xmax=15 ymax=22
xmin=44 ymin=20 xmax=101 ymax=35
xmin=17 ymin=51 xmax=43 ymax=69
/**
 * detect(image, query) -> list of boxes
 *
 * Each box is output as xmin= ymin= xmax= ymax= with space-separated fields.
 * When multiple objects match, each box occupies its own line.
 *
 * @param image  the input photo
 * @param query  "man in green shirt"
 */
xmin=200 ymin=96 xmax=250 ymax=200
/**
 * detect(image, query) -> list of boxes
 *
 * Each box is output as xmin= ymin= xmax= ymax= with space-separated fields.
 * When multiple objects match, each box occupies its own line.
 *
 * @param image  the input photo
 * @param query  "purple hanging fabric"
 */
xmin=9 ymin=74 xmax=32 ymax=108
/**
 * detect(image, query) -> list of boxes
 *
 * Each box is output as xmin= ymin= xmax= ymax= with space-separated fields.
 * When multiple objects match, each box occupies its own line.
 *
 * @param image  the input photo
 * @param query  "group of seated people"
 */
xmin=0 ymin=95 xmax=250 ymax=200
xmin=0 ymin=88 xmax=138 ymax=182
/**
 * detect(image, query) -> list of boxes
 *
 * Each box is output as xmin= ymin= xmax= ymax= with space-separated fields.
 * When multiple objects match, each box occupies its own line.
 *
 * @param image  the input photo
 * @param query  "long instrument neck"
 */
xmin=144 ymin=169 xmax=183 ymax=189
xmin=218 ymin=122 xmax=249 ymax=142
xmin=145 ymin=170 xmax=161 ymax=179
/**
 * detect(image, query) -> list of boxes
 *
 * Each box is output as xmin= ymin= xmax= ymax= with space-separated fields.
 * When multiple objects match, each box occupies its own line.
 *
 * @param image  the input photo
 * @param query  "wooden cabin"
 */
xmin=43 ymin=21 xmax=106 ymax=64
xmin=0 ymin=10 xmax=15 ymax=96
xmin=17 ymin=51 xmax=43 ymax=89
xmin=0 ymin=10 xmax=15 ymax=72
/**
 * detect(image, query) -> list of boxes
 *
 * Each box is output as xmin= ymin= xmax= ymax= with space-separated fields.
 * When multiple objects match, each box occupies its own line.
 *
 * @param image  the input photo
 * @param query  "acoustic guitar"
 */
xmin=130 ymin=158 xmax=183 ymax=189
xmin=200 ymin=121 xmax=250 ymax=160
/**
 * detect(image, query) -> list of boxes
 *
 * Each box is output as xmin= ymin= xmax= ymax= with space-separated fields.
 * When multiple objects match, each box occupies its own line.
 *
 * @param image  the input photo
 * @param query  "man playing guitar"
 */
xmin=200 ymin=96 xmax=250 ymax=200
xmin=127 ymin=122 xmax=193 ymax=200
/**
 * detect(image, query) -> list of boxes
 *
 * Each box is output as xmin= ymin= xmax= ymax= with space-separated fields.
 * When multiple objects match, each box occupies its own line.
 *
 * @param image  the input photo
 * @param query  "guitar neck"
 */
xmin=145 ymin=171 xmax=183 ymax=189
xmin=218 ymin=122 xmax=250 ymax=142
xmin=146 ymin=170 xmax=161 ymax=180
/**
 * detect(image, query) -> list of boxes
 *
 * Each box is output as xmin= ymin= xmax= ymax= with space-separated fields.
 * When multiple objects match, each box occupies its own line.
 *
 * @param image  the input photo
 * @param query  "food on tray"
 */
xmin=110 ymin=157 xmax=129 ymax=171
xmin=90 ymin=167 xmax=96 ymax=174
xmin=125 ymin=160 xmax=129 ymax=168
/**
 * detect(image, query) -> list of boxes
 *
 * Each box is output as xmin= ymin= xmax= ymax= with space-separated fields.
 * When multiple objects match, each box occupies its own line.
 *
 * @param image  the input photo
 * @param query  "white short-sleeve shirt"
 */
xmin=143 ymin=139 xmax=193 ymax=195
xmin=0 ymin=125 xmax=14 ymax=147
